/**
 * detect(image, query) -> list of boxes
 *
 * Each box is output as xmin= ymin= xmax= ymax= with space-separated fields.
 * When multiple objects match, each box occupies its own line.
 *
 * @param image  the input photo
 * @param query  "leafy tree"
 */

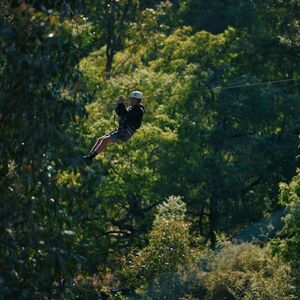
xmin=279 ymin=169 xmax=300 ymax=264
xmin=2 ymin=0 xmax=300 ymax=298
xmin=142 ymin=23 xmax=300 ymax=246
xmin=274 ymin=169 xmax=300 ymax=297
xmin=254 ymin=0 xmax=300 ymax=47
xmin=122 ymin=196 xmax=194 ymax=299
xmin=81 ymin=0 xmax=141 ymax=79
xmin=0 ymin=5 xmax=90 ymax=298
xmin=178 ymin=0 xmax=254 ymax=33
xmin=79 ymin=1 xmax=177 ymax=79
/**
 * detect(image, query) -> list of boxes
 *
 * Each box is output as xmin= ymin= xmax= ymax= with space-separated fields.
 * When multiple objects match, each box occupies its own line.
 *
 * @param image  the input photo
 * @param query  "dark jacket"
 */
xmin=115 ymin=103 xmax=145 ymax=133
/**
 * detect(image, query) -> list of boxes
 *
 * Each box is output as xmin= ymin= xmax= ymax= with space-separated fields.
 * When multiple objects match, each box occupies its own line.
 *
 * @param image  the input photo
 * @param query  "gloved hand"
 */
xmin=118 ymin=95 xmax=125 ymax=104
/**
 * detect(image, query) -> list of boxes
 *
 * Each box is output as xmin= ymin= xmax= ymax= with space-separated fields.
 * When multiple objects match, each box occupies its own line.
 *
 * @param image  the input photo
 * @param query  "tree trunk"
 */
xmin=209 ymin=197 xmax=218 ymax=248
xmin=105 ymin=46 xmax=114 ymax=80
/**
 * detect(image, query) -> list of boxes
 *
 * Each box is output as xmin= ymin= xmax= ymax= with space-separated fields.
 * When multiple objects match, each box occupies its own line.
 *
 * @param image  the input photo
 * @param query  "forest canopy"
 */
xmin=1 ymin=0 xmax=300 ymax=299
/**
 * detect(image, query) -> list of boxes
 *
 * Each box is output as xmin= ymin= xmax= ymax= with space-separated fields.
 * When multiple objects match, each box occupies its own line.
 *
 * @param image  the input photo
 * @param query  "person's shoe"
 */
xmin=82 ymin=155 xmax=93 ymax=166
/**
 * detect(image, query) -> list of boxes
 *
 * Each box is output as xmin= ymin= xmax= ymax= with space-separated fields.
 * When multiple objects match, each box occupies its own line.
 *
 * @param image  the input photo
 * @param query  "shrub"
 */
xmin=201 ymin=242 xmax=295 ymax=300
xmin=273 ymin=169 xmax=300 ymax=298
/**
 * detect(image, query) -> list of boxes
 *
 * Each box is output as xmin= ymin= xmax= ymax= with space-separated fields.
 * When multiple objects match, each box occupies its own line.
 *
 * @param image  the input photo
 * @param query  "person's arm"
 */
xmin=117 ymin=102 xmax=128 ymax=117
xmin=115 ymin=95 xmax=126 ymax=116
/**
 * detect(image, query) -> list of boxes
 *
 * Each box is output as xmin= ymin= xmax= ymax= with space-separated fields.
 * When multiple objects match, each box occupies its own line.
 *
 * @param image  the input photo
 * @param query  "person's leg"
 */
xmin=89 ymin=136 xmax=106 ymax=155
xmin=83 ymin=136 xmax=105 ymax=160
xmin=83 ymin=135 xmax=114 ymax=165
xmin=94 ymin=135 xmax=113 ymax=154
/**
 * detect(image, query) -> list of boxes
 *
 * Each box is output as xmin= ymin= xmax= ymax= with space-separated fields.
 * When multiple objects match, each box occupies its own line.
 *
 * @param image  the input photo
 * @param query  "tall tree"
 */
xmin=84 ymin=0 xmax=140 ymax=79
xmin=0 ymin=5 xmax=89 ymax=297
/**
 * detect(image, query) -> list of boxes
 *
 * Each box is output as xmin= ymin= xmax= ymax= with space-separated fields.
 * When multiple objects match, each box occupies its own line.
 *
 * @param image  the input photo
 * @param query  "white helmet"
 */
xmin=129 ymin=90 xmax=143 ymax=99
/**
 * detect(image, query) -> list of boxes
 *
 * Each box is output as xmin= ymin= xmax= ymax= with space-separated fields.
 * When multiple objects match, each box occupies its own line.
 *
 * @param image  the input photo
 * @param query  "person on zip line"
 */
xmin=83 ymin=91 xmax=145 ymax=165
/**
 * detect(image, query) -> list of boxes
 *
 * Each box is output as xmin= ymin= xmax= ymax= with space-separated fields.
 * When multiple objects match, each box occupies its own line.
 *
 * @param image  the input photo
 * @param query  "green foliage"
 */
xmin=121 ymin=204 xmax=295 ymax=300
xmin=122 ymin=196 xmax=194 ymax=299
xmin=255 ymin=0 xmax=300 ymax=47
xmin=154 ymin=195 xmax=187 ymax=223
xmin=178 ymin=0 xmax=254 ymax=33
xmin=0 ymin=4 xmax=91 ymax=298
xmin=277 ymin=169 xmax=300 ymax=263
xmin=145 ymin=22 xmax=300 ymax=246
xmin=271 ymin=169 xmax=300 ymax=297
xmin=1 ymin=0 xmax=300 ymax=298
xmin=201 ymin=242 xmax=295 ymax=300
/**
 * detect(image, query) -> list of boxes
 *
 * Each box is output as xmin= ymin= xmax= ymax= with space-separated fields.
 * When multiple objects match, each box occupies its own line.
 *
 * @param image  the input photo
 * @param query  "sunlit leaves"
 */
xmin=276 ymin=169 xmax=300 ymax=269
xmin=122 ymin=196 xmax=192 ymax=298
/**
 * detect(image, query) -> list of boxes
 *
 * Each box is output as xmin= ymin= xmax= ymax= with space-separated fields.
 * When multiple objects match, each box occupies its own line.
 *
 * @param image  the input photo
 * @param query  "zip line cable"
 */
xmin=221 ymin=77 xmax=300 ymax=91
xmin=143 ymin=76 xmax=300 ymax=100
xmin=109 ymin=77 xmax=299 ymax=130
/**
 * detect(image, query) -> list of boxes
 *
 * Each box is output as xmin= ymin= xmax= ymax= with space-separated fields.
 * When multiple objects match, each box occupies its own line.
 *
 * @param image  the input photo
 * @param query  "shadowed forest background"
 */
xmin=1 ymin=0 xmax=300 ymax=299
